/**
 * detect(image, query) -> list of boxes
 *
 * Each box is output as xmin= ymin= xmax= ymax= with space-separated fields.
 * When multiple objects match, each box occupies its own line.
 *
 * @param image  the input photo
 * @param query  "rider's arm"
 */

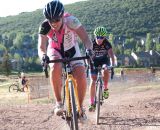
xmin=66 ymin=16 xmax=92 ymax=50
xmin=74 ymin=25 xmax=93 ymax=50
xmin=38 ymin=34 xmax=48 ymax=59
xmin=108 ymin=48 xmax=115 ymax=66
xmin=38 ymin=20 xmax=50 ymax=59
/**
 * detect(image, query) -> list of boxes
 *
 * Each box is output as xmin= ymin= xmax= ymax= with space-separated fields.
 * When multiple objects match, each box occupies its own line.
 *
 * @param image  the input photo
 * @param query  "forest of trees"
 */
xmin=0 ymin=0 xmax=160 ymax=75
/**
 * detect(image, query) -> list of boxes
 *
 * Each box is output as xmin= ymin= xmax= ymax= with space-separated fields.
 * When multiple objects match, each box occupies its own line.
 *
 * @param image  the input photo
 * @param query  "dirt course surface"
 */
xmin=0 ymin=76 xmax=160 ymax=130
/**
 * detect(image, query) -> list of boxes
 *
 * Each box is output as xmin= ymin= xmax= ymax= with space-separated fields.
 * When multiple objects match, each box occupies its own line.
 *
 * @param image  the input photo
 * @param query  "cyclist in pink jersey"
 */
xmin=38 ymin=0 xmax=93 ymax=120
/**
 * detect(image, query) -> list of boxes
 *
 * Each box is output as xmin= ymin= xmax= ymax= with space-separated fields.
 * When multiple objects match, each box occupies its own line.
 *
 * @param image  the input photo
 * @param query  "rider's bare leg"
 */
xmin=89 ymin=75 xmax=97 ymax=104
xmin=50 ymin=62 xmax=62 ymax=103
xmin=73 ymin=65 xmax=87 ymax=107
xmin=102 ymin=69 xmax=109 ymax=90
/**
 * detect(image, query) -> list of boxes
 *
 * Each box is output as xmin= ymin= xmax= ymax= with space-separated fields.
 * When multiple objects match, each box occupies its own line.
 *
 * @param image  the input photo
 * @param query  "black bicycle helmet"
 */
xmin=43 ymin=0 xmax=64 ymax=21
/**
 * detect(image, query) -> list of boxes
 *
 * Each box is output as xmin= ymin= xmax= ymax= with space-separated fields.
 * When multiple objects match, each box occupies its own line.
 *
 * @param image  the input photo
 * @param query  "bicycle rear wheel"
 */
xmin=96 ymin=82 xmax=102 ymax=125
xmin=69 ymin=81 xmax=78 ymax=130
xmin=9 ymin=84 xmax=19 ymax=92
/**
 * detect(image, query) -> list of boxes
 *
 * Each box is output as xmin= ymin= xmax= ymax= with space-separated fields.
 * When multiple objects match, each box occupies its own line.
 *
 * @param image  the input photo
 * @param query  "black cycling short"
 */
xmin=91 ymin=56 xmax=110 ymax=75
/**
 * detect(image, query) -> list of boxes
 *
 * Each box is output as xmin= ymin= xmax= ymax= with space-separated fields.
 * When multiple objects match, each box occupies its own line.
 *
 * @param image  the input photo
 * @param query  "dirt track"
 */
xmin=0 ymin=73 xmax=160 ymax=130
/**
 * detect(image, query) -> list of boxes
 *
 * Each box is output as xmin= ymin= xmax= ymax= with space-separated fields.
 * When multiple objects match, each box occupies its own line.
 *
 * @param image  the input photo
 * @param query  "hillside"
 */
xmin=0 ymin=0 xmax=160 ymax=73
xmin=0 ymin=0 xmax=160 ymax=36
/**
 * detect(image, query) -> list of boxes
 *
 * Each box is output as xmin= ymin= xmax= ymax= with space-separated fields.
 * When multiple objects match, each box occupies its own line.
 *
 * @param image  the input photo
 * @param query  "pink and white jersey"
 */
xmin=39 ymin=13 xmax=84 ymax=66
xmin=39 ymin=13 xmax=82 ymax=52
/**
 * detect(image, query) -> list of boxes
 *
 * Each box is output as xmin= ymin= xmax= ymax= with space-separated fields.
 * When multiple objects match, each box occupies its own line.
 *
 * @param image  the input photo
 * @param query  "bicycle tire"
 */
xmin=69 ymin=81 xmax=79 ymax=130
xmin=62 ymin=85 xmax=66 ymax=105
xmin=9 ymin=84 xmax=19 ymax=92
xmin=96 ymin=82 xmax=102 ymax=125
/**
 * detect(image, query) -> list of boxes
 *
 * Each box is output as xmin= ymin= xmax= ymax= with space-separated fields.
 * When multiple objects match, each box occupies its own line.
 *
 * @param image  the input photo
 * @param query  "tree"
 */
xmin=1 ymin=50 xmax=11 ymax=76
xmin=13 ymin=53 xmax=22 ymax=71
xmin=145 ymin=33 xmax=153 ymax=51
xmin=32 ymin=33 xmax=38 ymax=48
xmin=124 ymin=49 xmax=132 ymax=55
xmin=13 ymin=33 xmax=24 ymax=49
xmin=114 ymin=45 xmax=123 ymax=55
xmin=156 ymin=43 xmax=160 ymax=52
xmin=23 ymin=34 xmax=33 ymax=48
xmin=0 ymin=44 xmax=6 ymax=51
xmin=109 ymin=33 xmax=114 ymax=45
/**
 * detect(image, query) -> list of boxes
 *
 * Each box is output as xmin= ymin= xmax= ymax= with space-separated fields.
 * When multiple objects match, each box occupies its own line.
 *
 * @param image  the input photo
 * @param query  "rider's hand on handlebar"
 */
xmin=111 ymin=66 xmax=114 ymax=80
xmin=86 ymin=49 xmax=95 ymax=70
xmin=41 ymin=54 xmax=49 ymax=78
xmin=41 ymin=54 xmax=49 ymax=66
xmin=86 ymin=49 xmax=94 ymax=59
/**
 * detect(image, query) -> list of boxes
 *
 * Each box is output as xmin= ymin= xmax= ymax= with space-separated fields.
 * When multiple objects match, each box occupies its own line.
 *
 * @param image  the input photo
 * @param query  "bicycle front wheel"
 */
xmin=96 ymin=82 xmax=102 ymax=125
xmin=69 ymin=81 xmax=78 ymax=130
xmin=9 ymin=84 xmax=19 ymax=92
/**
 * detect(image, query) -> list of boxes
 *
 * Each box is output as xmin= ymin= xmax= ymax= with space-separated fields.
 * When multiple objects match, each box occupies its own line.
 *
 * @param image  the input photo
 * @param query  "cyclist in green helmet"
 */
xmin=88 ymin=26 xmax=115 ymax=112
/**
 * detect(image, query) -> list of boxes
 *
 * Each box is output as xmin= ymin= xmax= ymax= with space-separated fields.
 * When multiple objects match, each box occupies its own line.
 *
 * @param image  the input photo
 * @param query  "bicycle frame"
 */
xmin=64 ymin=64 xmax=79 ymax=130
xmin=65 ymin=73 xmax=81 ymax=116
xmin=44 ymin=56 xmax=89 ymax=130
xmin=95 ymin=67 xmax=104 ymax=103
xmin=95 ymin=66 xmax=104 ymax=125
xmin=95 ymin=65 xmax=114 ymax=125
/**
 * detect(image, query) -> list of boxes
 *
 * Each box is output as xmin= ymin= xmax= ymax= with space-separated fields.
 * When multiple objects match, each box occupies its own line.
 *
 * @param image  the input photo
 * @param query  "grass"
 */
xmin=1 ymin=70 xmax=159 ymax=105
xmin=0 ymin=74 xmax=54 ymax=105
xmin=0 ymin=86 xmax=28 ymax=104
xmin=0 ymin=84 xmax=54 ymax=105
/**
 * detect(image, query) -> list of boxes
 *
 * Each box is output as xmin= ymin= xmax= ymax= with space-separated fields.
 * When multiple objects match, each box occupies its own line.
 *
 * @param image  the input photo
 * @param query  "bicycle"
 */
xmin=9 ymin=80 xmax=30 ymax=93
xmin=94 ymin=65 xmax=114 ymax=125
xmin=43 ymin=56 xmax=89 ymax=130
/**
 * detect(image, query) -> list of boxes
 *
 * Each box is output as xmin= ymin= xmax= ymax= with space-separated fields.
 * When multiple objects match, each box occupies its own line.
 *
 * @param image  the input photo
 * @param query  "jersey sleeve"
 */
xmin=105 ymin=39 xmax=112 ymax=50
xmin=66 ymin=16 xmax=82 ymax=30
xmin=38 ymin=20 xmax=51 ymax=35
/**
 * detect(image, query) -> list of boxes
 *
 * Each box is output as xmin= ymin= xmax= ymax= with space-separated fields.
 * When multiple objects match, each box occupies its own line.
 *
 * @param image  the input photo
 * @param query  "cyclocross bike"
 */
xmin=94 ymin=65 xmax=114 ymax=125
xmin=44 ymin=56 xmax=89 ymax=130
xmin=9 ymin=80 xmax=30 ymax=92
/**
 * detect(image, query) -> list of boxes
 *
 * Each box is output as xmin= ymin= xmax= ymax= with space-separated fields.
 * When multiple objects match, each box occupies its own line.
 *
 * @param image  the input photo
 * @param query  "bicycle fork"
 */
xmin=65 ymin=75 xmax=81 ymax=117
xmin=96 ymin=80 xmax=104 ymax=105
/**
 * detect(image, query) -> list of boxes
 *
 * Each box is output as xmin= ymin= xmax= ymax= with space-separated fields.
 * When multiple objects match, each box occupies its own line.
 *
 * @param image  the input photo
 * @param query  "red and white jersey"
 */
xmin=39 ymin=13 xmax=82 ymax=51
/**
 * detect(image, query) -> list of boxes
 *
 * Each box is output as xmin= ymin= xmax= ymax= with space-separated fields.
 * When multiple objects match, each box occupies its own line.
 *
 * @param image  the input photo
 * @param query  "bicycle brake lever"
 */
xmin=111 ymin=67 xmax=114 ymax=80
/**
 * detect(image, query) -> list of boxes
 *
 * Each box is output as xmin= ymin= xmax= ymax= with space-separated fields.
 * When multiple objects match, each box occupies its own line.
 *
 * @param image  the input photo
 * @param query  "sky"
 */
xmin=0 ymin=0 xmax=87 ymax=17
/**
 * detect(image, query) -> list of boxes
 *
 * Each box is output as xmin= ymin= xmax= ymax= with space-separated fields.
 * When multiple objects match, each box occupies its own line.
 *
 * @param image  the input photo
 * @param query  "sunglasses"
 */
xmin=49 ymin=17 xmax=61 ymax=23
xmin=96 ymin=36 xmax=104 ymax=39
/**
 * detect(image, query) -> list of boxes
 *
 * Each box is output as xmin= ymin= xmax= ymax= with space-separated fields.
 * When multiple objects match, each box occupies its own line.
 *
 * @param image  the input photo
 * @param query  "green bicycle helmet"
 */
xmin=94 ymin=26 xmax=108 ymax=37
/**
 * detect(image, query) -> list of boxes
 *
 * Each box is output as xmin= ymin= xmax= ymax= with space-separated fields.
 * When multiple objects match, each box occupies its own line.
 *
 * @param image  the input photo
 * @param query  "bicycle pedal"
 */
xmin=61 ymin=115 xmax=65 ymax=120
xmin=100 ymin=101 xmax=104 ymax=105
xmin=66 ymin=116 xmax=72 ymax=121
xmin=61 ymin=115 xmax=71 ymax=121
